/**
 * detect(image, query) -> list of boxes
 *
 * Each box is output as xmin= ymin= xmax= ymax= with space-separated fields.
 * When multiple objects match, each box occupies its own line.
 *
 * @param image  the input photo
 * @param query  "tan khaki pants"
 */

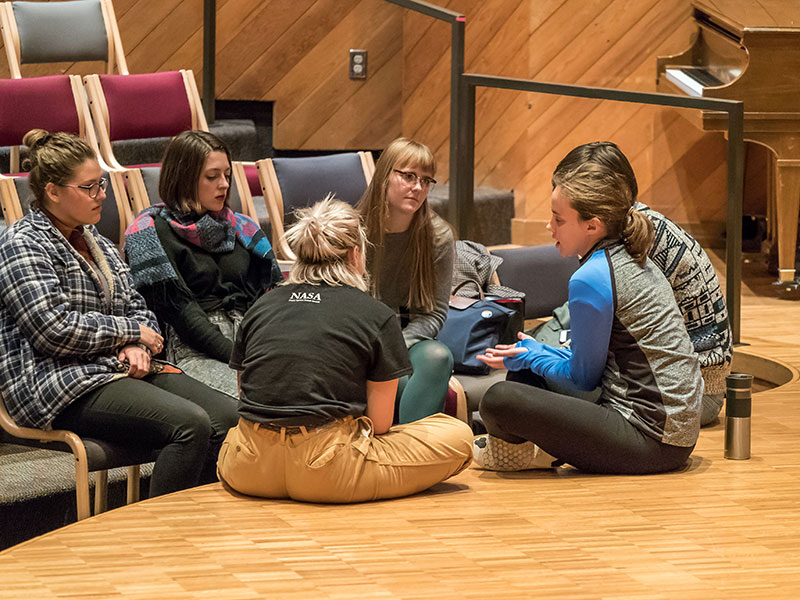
xmin=217 ymin=413 xmax=473 ymax=503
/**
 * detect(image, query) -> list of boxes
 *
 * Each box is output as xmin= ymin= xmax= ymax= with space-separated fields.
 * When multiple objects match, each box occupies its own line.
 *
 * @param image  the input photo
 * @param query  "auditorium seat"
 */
xmin=83 ymin=70 xmax=204 ymax=171
xmin=452 ymin=245 xmax=579 ymax=427
xmin=84 ymin=70 xmax=258 ymax=221
xmin=256 ymin=152 xmax=375 ymax=259
xmin=0 ymin=390 xmax=155 ymax=521
xmin=0 ymin=0 xmax=128 ymax=78
xmin=0 ymin=74 xmax=132 ymax=242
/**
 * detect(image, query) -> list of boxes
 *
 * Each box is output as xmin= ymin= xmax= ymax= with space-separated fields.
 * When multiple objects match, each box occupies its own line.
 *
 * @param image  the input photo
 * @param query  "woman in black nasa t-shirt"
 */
xmin=217 ymin=196 xmax=472 ymax=503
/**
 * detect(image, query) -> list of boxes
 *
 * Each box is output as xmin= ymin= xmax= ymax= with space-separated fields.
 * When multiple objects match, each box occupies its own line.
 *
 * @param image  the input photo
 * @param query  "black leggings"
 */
xmin=53 ymin=373 xmax=238 ymax=496
xmin=480 ymin=370 xmax=694 ymax=474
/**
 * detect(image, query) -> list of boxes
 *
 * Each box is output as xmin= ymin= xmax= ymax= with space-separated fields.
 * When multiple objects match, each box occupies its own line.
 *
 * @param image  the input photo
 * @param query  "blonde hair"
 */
xmin=283 ymin=195 xmax=369 ymax=292
xmin=22 ymin=129 xmax=96 ymax=211
xmin=552 ymin=141 xmax=653 ymax=267
xmin=356 ymin=137 xmax=444 ymax=311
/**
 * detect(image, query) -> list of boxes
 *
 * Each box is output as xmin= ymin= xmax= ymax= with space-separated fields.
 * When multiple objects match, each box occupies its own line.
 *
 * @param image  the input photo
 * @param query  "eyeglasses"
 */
xmin=61 ymin=177 xmax=108 ymax=199
xmin=393 ymin=169 xmax=436 ymax=191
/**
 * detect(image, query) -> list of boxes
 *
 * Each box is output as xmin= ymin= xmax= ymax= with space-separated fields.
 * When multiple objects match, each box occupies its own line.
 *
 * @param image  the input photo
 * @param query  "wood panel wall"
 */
xmin=400 ymin=0 xmax=729 ymax=245
xmin=0 ymin=0 xmax=731 ymax=244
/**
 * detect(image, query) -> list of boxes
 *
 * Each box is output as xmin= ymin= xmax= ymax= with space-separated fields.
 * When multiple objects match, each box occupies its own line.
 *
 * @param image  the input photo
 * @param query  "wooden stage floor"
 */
xmin=1 ymin=254 xmax=799 ymax=599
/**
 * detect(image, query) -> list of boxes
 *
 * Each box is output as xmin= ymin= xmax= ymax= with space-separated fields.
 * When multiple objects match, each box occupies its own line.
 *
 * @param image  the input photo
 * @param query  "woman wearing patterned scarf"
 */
xmin=124 ymin=131 xmax=282 ymax=398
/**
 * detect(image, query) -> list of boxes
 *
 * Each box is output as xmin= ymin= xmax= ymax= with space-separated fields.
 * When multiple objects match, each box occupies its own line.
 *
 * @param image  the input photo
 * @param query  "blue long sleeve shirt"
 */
xmin=505 ymin=249 xmax=612 ymax=391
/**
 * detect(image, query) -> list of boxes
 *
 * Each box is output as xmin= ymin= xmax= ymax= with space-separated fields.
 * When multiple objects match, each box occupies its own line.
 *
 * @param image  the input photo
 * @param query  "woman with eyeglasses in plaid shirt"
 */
xmin=0 ymin=130 xmax=237 ymax=497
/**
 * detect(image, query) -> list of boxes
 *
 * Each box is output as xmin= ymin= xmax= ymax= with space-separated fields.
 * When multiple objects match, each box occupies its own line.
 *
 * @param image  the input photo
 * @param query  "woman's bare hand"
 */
xmin=138 ymin=324 xmax=164 ymax=355
xmin=118 ymin=344 xmax=151 ymax=378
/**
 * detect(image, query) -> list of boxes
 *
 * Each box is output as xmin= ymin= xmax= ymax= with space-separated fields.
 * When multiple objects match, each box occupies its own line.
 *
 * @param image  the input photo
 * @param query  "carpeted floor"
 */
xmin=0 ymin=444 xmax=152 ymax=550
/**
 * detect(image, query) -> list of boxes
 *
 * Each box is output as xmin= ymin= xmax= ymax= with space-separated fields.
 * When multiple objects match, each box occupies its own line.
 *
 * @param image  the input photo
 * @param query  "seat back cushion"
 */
xmin=12 ymin=0 xmax=108 ymax=64
xmin=0 ymin=75 xmax=81 ymax=146
xmin=491 ymin=245 xmax=579 ymax=319
xmin=272 ymin=153 xmax=368 ymax=225
xmin=99 ymin=72 xmax=192 ymax=142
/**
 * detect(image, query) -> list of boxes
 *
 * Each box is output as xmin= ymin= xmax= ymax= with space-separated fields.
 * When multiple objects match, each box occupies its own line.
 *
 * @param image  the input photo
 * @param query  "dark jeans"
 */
xmin=480 ymin=369 xmax=693 ymax=474
xmin=53 ymin=373 xmax=238 ymax=496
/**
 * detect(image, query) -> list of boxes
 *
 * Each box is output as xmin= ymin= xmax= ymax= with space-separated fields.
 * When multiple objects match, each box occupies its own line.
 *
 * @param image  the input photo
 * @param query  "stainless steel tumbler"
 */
xmin=724 ymin=373 xmax=753 ymax=460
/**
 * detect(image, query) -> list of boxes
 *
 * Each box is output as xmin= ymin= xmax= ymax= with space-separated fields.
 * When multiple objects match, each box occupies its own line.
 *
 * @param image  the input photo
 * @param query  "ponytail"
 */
xmin=621 ymin=206 xmax=654 ymax=268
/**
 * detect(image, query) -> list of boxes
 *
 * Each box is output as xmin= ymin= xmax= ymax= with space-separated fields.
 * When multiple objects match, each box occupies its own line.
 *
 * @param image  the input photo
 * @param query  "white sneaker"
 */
xmin=472 ymin=435 xmax=559 ymax=471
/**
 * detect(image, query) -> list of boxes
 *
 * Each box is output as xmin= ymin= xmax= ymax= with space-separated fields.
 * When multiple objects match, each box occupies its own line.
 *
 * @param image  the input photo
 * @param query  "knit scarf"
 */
xmin=124 ymin=203 xmax=273 ymax=288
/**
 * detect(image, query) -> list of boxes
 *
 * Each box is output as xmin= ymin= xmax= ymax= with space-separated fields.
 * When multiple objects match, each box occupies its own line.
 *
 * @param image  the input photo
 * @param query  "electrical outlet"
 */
xmin=349 ymin=49 xmax=367 ymax=80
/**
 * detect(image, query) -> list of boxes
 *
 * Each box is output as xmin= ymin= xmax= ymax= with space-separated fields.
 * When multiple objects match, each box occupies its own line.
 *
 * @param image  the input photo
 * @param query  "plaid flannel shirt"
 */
xmin=0 ymin=211 xmax=159 ymax=429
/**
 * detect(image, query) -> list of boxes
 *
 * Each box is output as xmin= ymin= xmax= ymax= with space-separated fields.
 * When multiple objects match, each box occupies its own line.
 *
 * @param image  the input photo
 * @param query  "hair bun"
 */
xmin=22 ymin=128 xmax=51 ymax=150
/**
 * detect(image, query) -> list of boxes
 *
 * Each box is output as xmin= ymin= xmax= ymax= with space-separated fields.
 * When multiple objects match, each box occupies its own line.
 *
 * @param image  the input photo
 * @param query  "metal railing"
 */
xmin=457 ymin=75 xmax=744 ymax=343
xmin=383 ymin=0 xmax=465 ymax=229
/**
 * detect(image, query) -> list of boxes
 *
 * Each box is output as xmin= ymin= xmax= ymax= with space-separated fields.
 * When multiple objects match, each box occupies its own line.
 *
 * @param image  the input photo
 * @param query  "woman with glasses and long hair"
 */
xmin=217 ymin=196 xmax=472 ymax=502
xmin=124 ymin=130 xmax=282 ymax=398
xmin=0 ymin=130 xmax=237 ymax=497
xmin=357 ymin=138 xmax=455 ymax=423
xmin=472 ymin=142 xmax=703 ymax=475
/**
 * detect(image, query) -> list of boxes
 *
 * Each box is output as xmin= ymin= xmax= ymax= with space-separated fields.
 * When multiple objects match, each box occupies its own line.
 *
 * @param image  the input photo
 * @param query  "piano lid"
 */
xmin=695 ymin=0 xmax=800 ymax=35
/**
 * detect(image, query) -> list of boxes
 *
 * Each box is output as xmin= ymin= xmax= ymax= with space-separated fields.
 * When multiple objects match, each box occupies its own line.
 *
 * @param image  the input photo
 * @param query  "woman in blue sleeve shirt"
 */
xmin=473 ymin=144 xmax=703 ymax=474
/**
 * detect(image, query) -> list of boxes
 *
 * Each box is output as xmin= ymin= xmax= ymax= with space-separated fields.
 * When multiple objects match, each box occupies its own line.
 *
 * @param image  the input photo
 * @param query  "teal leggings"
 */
xmin=396 ymin=340 xmax=453 ymax=424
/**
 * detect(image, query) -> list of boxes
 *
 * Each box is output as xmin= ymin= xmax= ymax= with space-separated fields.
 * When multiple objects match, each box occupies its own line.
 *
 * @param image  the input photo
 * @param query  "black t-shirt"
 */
xmin=230 ymin=283 xmax=412 ymax=426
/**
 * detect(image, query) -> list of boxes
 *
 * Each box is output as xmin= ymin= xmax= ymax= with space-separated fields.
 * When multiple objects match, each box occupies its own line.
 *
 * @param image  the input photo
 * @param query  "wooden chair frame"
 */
xmin=0 ymin=0 xmax=128 ymax=79
xmin=83 ymin=69 xmax=207 ymax=172
xmin=0 ymin=174 xmax=23 ymax=223
xmin=255 ymin=152 xmax=376 ymax=260
xmin=0 ymin=394 xmax=140 ymax=520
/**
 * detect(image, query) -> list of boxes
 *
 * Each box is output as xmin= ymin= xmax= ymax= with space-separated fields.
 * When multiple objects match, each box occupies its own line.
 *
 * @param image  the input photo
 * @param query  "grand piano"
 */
xmin=656 ymin=0 xmax=800 ymax=292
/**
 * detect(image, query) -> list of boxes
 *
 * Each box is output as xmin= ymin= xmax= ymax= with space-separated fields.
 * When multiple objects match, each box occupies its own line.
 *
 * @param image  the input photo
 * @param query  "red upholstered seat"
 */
xmin=98 ymin=71 xmax=194 ymax=141
xmin=0 ymin=74 xmax=133 ymax=239
xmin=0 ymin=75 xmax=81 ymax=146
xmin=242 ymin=163 xmax=261 ymax=197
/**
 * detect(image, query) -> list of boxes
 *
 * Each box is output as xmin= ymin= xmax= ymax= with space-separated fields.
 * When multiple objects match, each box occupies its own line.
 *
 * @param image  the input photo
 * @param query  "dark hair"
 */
xmin=356 ymin=137 xmax=445 ymax=312
xmin=552 ymin=141 xmax=653 ymax=267
xmin=22 ymin=129 xmax=96 ymax=211
xmin=159 ymin=130 xmax=231 ymax=213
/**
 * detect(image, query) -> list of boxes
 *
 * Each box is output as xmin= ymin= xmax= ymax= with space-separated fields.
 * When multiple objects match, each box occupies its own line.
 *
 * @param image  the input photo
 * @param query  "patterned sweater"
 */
xmin=638 ymin=202 xmax=733 ymax=395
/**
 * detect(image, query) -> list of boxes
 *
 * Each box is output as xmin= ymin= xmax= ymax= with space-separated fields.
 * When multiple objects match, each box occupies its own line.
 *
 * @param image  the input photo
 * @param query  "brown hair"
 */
xmin=356 ymin=137 xmax=445 ymax=311
xmin=552 ymin=141 xmax=653 ymax=267
xmin=22 ymin=129 xmax=96 ymax=211
xmin=284 ymin=195 xmax=369 ymax=292
xmin=159 ymin=130 xmax=231 ymax=213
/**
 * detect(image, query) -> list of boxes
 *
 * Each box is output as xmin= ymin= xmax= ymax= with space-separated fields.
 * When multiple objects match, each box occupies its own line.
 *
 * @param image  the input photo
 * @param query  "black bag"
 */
xmin=437 ymin=281 xmax=518 ymax=375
